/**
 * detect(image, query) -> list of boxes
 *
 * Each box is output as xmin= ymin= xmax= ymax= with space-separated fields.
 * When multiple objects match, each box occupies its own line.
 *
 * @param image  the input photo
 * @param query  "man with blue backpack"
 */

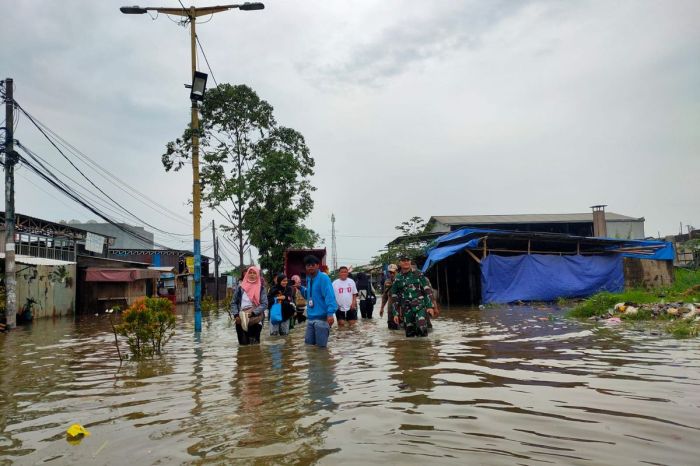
xmin=303 ymin=255 xmax=337 ymax=348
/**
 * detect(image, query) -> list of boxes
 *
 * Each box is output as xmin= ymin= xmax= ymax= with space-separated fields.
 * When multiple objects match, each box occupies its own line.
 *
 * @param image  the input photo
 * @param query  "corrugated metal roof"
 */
xmin=0 ymin=253 xmax=75 ymax=266
xmin=431 ymin=212 xmax=642 ymax=225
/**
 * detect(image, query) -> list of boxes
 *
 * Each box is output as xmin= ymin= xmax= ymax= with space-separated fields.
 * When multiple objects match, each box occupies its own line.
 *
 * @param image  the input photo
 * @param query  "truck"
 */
xmin=283 ymin=248 xmax=327 ymax=281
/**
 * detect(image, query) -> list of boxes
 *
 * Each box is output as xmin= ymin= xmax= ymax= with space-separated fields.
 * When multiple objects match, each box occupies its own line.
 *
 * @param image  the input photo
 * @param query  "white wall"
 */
xmin=607 ymin=221 xmax=645 ymax=239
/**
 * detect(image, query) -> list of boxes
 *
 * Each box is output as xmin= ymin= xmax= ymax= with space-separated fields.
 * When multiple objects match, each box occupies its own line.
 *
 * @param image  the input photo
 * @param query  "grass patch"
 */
xmin=567 ymin=290 xmax=657 ymax=318
xmin=669 ymin=268 xmax=700 ymax=295
xmin=619 ymin=308 xmax=655 ymax=321
xmin=567 ymin=268 xmax=700 ymax=338
xmin=666 ymin=320 xmax=700 ymax=338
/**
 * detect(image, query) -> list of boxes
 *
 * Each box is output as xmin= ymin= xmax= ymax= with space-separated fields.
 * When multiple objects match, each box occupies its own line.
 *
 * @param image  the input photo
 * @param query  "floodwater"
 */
xmin=1 ymin=306 xmax=700 ymax=465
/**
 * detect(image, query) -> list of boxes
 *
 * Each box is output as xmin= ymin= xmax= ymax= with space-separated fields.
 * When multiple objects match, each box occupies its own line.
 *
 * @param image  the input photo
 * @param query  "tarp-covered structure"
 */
xmin=421 ymin=228 xmax=674 ymax=304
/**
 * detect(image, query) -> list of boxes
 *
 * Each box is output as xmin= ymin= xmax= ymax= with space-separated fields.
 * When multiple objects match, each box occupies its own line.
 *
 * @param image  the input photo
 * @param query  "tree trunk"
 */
xmin=238 ymin=222 xmax=244 ymax=268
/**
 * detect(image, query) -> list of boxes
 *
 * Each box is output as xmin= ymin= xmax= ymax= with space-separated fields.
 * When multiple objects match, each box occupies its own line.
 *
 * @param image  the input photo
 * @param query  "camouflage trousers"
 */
xmin=403 ymin=307 xmax=428 ymax=337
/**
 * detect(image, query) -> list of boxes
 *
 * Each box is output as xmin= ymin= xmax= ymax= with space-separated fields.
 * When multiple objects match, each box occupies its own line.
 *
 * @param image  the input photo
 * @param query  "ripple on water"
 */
xmin=1 ymin=306 xmax=699 ymax=464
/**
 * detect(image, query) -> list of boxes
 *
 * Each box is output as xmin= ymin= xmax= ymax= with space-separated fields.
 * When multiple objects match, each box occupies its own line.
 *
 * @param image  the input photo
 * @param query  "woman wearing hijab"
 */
xmin=231 ymin=266 xmax=268 ymax=345
xmin=267 ymin=273 xmax=296 ymax=336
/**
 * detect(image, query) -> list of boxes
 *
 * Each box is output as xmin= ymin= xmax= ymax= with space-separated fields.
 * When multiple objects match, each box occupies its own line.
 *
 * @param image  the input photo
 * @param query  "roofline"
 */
xmin=108 ymin=248 xmax=212 ymax=260
xmin=76 ymin=254 xmax=151 ymax=267
xmin=0 ymin=211 xmax=118 ymax=240
xmin=430 ymin=213 xmax=644 ymax=225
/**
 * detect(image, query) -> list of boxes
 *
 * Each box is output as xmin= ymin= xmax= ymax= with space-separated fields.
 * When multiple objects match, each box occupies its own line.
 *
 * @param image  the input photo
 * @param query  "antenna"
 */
xmin=331 ymin=213 xmax=338 ymax=272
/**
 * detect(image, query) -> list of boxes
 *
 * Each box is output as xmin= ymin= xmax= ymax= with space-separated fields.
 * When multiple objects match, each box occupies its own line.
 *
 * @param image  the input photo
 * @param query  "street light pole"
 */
xmin=121 ymin=3 xmax=264 ymax=333
xmin=188 ymin=8 xmax=204 ymax=333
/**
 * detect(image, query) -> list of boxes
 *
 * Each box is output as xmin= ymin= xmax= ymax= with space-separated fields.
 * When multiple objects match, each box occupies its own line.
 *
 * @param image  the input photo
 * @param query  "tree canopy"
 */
xmin=371 ymin=216 xmax=434 ymax=266
xmin=162 ymin=83 xmax=319 ymax=275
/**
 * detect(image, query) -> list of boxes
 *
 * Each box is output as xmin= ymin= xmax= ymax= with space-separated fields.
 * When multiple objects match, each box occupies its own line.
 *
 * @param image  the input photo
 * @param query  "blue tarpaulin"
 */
xmin=481 ymin=254 xmax=624 ymax=304
xmin=432 ymin=227 xmax=502 ymax=246
xmin=422 ymin=228 xmax=675 ymax=273
xmin=615 ymin=242 xmax=675 ymax=260
xmin=421 ymin=239 xmax=481 ymax=272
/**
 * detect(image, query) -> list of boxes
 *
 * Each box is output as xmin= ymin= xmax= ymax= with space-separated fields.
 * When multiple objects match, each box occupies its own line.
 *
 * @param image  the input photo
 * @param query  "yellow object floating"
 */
xmin=66 ymin=424 xmax=90 ymax=439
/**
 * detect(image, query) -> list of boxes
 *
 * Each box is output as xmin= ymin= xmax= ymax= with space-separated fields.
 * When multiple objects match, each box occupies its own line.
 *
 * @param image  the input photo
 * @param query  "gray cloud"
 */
xmin=297 ymin=1 xmax=532 ymax=88
xmin=1 ymin=0 xmax=699 ymax=267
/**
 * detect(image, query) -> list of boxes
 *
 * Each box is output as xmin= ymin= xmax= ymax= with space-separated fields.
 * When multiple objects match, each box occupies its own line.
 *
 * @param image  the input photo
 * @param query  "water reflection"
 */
xmin=388 ymin=337 xmax=439 ymax=393
xmin=0 ymin=306 xmax=699 ymax=464
xmin=306 ymin=349 xmax=338 ymax=412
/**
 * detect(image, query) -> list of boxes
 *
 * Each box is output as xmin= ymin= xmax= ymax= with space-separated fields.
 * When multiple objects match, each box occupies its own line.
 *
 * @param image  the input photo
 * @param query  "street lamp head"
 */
xmin=120 ymin=6 xmax=148 ymax=14
xmin=190 ymin=71 xmax=208 ymax=102
xmin=239 ymin=2 xmax=264 ymax=11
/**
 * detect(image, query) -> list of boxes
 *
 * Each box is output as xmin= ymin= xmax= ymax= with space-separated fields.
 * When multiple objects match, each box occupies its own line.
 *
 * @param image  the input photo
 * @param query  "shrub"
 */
xmin=201 ymin=295 xmax=217 ymax=313
xmin=114 ymin=297 xmax=176 ymax=358
xmin=666 ymin=320 xmax=700 ymax=339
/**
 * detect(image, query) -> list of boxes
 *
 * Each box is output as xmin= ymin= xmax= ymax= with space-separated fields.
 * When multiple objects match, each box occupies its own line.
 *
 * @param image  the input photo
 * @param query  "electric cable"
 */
xmin=13 ymin=101 xmax=192 ymax=237
xmin=196 ymin=34 xmax=218 ymax=87
xmin=15 ymin=141 xmax=153 ymax=226
xmin=15 ymin=145 xmax=178 ymax=250
xmin=24 ymin=113 xmax=191 ymax=225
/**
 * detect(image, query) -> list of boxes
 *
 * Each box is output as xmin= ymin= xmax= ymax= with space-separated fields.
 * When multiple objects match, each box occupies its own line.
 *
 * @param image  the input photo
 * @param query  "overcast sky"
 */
xmin=2 ymin=0 xmax=699 ymax=269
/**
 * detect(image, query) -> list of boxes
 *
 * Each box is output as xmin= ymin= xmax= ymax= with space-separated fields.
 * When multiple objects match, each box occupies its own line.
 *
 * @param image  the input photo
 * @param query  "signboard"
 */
xmin=85 ymin=232 xmax=105 ymax=254
xmin=186 ymin=256 xmax=195 ymax=274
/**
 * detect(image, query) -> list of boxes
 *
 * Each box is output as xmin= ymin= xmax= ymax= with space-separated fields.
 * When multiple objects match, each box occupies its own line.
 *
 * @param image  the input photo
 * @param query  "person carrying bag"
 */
xmin=231 ymin=266 xmax=267 ymax=345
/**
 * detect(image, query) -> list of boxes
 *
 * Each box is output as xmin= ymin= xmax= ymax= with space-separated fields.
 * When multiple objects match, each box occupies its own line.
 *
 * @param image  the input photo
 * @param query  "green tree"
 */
xmin=370 ymin=216 xmax=433 ymax=266
xmin=245 ymin=134 xmax=318 ymax=276
xmin=396 ymin=216 xmax=428 ymax=236
xmin=162 ymin=84 xmax=317 ymax=269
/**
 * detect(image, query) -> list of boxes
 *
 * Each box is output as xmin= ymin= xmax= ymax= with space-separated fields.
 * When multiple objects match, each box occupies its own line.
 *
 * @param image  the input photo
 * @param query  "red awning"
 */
xmin=85 ymin=268 xmax=161 ymax=282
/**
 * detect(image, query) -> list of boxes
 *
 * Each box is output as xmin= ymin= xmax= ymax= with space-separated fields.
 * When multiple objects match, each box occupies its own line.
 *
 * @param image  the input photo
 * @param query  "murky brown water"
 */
xmin=1 ymin=305 xmax=700 ymax=465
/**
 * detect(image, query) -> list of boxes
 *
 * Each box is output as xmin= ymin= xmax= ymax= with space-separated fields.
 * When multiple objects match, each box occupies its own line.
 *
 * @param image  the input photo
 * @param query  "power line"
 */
xmin=14 ymin=101 xmax=192 ymax=237
xmin=16 ymin=142 xmax=154 ymax=226
xmin=14 ymin=145 xmax=177 ymax=250
xmin=26 ymin=113 xmax=192 ymax=225
xmin=196 ymin=34 xmax=218 ymax=86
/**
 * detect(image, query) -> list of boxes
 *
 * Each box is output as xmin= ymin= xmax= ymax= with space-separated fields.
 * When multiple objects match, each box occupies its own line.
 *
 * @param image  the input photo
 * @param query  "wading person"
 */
xmin=333 ymin=266 xmax=358 ymax=327
xmin=291 ymin=275 xmax=307 ymax=323
xmin=304 ymin=255 xmax=337 ymax=347
xmin=391 ymin=256 xmax=435 ymax=337
xmin=380 ymin=264 xmax=399 ymax=329
xmin=267 ymin=273 xmax=296 ymax=336
xmin=231 ymin=266 xmax=268 ymax=345
xmin=355 ymin=272 xmax=376 ymax=319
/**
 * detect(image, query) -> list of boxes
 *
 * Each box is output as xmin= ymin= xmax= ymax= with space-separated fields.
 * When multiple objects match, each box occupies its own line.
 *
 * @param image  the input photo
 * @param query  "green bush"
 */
xmin=114 ymin=297 xmax=176 ymax=358
xmin=666 ymin=320 xmax=700 ymax=338
xmin=201 ymin=295 xmax=217 ymax=313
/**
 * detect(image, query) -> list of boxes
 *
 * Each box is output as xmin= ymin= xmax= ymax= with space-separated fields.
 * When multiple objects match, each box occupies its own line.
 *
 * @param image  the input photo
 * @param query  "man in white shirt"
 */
xmin=332 ymin=266 xmax=358 ymax=327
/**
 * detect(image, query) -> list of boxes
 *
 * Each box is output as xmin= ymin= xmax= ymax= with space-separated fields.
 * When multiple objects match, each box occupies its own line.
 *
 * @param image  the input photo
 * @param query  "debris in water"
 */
xmin=66 ymin=423 xmax=90 ymax=445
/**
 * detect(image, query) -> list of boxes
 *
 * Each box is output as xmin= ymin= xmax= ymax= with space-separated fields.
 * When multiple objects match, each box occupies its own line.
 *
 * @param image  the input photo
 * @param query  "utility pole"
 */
xmin=331 ymin=213 xmax=338 ymax=271
xmin=3 ymin=78 xmax=17 ymax=329
xmin=189 ymin=8 xmax=204 ymax=333
xmin=212 ymin=219 xmax=219 ymax=307
xmin=120 ymin=3 xmax=264 ymax=334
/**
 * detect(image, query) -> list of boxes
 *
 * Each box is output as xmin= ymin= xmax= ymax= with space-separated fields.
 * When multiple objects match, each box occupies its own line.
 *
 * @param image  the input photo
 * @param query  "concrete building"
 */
xmin=66 ymin=221 xmax=154 ymax=249
xmin=428 ymin=212 xmax=645 ymax=239
xmin=0 ymin=212 xmax=112 ymax=319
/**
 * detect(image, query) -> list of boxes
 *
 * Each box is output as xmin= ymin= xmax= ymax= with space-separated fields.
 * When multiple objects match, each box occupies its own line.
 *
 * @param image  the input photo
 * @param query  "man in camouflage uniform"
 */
xmin=390 ymin=255 xmax=435 ymax=337
xmin=379 ymin=263 xmax=399 ymax=329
